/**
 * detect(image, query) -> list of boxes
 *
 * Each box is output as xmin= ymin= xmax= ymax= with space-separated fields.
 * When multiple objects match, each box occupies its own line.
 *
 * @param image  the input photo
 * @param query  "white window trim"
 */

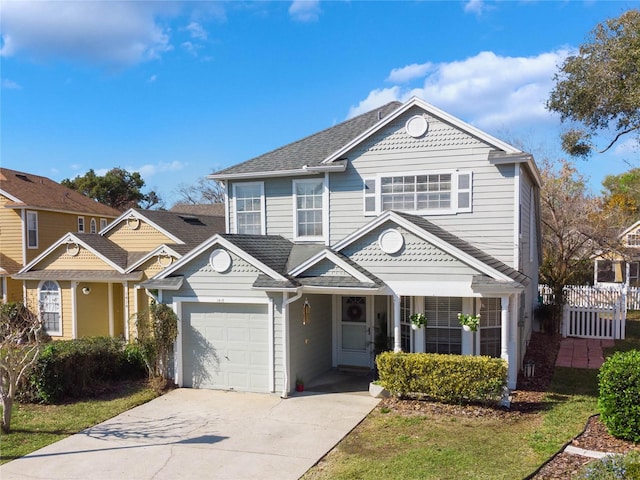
xmin=99 ymin=218 xmax=108 ymax=231
xmin=39 ymin=280 xmax=62 ymax=336
xmin=90 ymin=218 xmax=97 ymax=233
xmin=232 ymin=181 xmax=266 ymax=235
xmin=26 ymin=210 xmax=38 ymax=249
xmin=77 ymin=216 xmax=85 ymax=233
xmin=364 ymin=170 xmax=473 ymax=216
xmin=292 ymin=177 xmax=327 ymax=242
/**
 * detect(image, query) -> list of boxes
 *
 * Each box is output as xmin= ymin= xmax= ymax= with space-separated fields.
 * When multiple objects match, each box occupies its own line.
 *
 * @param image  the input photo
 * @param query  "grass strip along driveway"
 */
xmin=0 ymin=381 xmax=158 ymax=465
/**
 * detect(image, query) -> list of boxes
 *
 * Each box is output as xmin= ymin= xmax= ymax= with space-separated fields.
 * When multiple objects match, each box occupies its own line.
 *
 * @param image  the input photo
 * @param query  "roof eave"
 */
xmin=208 ymin=162 xmax=347 ymax=181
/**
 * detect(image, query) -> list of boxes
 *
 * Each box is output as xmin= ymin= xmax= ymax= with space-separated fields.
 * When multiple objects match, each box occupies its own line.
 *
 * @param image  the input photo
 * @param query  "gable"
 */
xmin=622 ymin=221 xmax=640 ymax=247
xmin=33 ymin=243 xmax=113 ymax=271
xmin=104 ymin=219 xmax=175 ymax=251
xmin=340 ymin=222 xmax=479 ymax=281
xmin=301 ymin=258 xmax=353 ymax=277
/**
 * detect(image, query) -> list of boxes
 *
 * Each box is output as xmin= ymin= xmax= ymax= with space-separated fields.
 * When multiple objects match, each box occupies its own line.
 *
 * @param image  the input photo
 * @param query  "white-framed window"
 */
xmin=77 ymin=216 xmax=85 ymax=233
xmin=39 ymin=280 xmax=61 ymax=336
xmin=627 ymin=233 xmax=640 ymax=247
xmin=100 ymin=218 xmax=108 ymax=231
xmin=26 ymin=211 xmax=38 ymax=249
xmin=364 ymin=170 xmax=472 ymax=216
xmin=424 ymin=297 xmax=462 ymax=354
xmin=478 ymin=298 xmax=501 ymax=358
xmin=293 ymin=178 xmax=326 ymax=241
xmin=90 ymin=218 xmax=97 ymax=233
xmin=233 ymin=182 xmax=265 ymax=235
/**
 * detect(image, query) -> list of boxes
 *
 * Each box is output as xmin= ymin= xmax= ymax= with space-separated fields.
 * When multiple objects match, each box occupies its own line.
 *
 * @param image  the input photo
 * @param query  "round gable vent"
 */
xmin=209 ymin=249 xmax=232 ymax=273
xmin=405 ymin=115 xmax=429 ymax=138
xmin=378 ymin=229 xmax=404 ymax=254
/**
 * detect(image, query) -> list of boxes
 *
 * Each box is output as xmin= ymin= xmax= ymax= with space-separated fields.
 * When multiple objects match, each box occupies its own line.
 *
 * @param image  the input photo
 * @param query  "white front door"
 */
xmin=337 ymin=295 xmax=372 ymax=368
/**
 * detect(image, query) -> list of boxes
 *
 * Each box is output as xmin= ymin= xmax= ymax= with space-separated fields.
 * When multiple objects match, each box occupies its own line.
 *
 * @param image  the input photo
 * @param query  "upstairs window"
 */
xmin=90 ymin=218 xmax=97 ymax=233
xmin=233 ymin=182 xmax=265 ymax=235
xmin=100 ymin=218 xmax=108 ymax=230
xmin=293 ymin=178 xmax=325 ymax=241
xmin=27 ymin=211 xmax=38 ymax=248
xmin=628 ymin=233 xmax=640 ymax=247
xmin=364 ymin=170 xmax=472 ymax=216
xmin=77 ymin=216 xmax=85 ymax=233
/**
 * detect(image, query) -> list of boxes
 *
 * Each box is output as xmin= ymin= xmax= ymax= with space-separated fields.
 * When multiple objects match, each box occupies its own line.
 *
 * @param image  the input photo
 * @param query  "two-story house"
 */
xmin=144 ymin=97 xmax=541 ymax=395
xmin=594 ymin=220 xmax=640 ymax=287
xmin=0 ymin=168 xmax=120 ymax=303
xmin=14 ymin=208 xmax=225 ymax=339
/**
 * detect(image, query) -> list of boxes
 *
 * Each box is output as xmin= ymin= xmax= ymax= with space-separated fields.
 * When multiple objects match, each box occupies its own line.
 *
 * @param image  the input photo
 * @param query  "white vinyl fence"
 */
xmin=538 ymin=284 xmax=632 ymax=340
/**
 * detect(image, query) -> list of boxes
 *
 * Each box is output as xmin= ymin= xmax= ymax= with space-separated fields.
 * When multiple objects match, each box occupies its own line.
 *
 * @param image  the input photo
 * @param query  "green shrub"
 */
xmin=598 ymin=350 xmax=640 ymax=442
xmin=376 ymin=351 xmax=507 ymax=405
xmin=23 ymin=337 xmax=146 ymax=403
xmin=575 ymin=451 xmax=640 ymax=479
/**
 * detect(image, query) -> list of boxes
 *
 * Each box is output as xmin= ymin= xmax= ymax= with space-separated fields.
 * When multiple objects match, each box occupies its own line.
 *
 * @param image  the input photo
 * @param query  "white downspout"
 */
xmin=281 ymin=288 xmax=303 ymax=399
xmin=393 ymin=292 xmax=401 ymax=352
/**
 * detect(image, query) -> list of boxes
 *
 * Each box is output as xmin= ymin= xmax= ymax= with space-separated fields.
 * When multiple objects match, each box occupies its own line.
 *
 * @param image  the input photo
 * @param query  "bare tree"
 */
xmin=0 ymin=303 xmax=44 ymax=433
xmin=174 ymin=177 xmax=225 ymax=205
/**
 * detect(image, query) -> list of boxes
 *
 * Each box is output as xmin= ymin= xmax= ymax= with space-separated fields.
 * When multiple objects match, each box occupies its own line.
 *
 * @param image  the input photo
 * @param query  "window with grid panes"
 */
xmin=400 ymin=296 xmax=411 ymax=352
xmin=424 ymin=297 xmax=462 ymax=354
xmin=479 ymin=298 xmax=501 ymax=358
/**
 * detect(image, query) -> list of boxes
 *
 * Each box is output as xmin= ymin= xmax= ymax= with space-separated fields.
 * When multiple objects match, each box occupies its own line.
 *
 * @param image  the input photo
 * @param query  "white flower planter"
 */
xmin=369 ymin=382 xmax=390 ymax=399
xmin=462 ymin=324 xmax=472 ymax=332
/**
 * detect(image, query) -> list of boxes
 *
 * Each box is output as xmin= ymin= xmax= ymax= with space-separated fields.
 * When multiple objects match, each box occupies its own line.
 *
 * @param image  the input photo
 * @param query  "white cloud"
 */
xmin=0 ymin=2 xmax=176 ymax=68
xmin=135 ymin=161 xmax=187 ymax=178
xmin=464 ymin=0 xmax=486 ymax=15
xmin=289 ymin=1 xmax=321 ymax=22
xmin=1 ymin=78 xmax=22 ymax=90
xmin=349 ymin=49 xmax=570 ymax=132
xmin=147 ymin=74 xmax=158 ymax=83
xmin=186 ymin=22 xmax=208 ymax=40
xmin=386 ymin=63 xmax=433 ymax=83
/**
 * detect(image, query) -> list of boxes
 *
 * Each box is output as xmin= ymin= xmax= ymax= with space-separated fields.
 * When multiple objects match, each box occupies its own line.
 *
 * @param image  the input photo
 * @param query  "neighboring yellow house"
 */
xmin=0 ymin=168 xmax=120 ymax=303
xmin=13 ymin=208 xmax=225 ymax=340
xmin=595 ymin=220 xmax=640 ymax=287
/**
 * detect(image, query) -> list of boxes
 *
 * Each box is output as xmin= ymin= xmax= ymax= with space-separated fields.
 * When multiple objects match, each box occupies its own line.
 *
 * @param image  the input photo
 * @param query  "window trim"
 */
xmin=364 ymin=170 xmax=472 ymax=216
xmin=77 ymin=216 xmax=85 ymax=233
xmin=90 ymin=218 xmax=97 ymax=234
xmin=292 ymin=177 xmax=327 ymax=242
xmin=26 ymin=210 xmax=38 ymax=249
xmin=99 ymin=218 xmax=108 ymax=231
xmin=39 ymin=280 xmax=62 ymax=336
xmin=232 ymin=181 xmax=265 ymax=235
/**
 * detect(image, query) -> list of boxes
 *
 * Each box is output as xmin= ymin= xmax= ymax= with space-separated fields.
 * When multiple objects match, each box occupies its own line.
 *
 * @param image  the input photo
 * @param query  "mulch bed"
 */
xmin=377 ymin=332 xmax=640 ymax=479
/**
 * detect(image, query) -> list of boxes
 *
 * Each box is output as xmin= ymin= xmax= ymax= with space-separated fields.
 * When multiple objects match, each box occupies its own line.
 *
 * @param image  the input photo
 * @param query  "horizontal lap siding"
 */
xmin=27 ymin=211 xmax=82 ymax=264
xmin=106 ymin=221 xmax=174 ymax=251
xmin=39 ymin=244 xmax=111 ymax=270
xmin=264 ymin=178 xmax=293 ymax=238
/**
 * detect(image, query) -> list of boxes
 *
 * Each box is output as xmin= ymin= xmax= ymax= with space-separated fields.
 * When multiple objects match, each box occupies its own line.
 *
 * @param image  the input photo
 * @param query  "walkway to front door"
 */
xmin=555 ymin=337 xmax=615 ymax=369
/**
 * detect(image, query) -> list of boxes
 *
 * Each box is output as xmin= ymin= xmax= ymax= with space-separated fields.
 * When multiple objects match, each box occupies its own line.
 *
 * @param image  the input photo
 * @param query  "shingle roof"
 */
xmin=212 ymin=101 xmax=403 ymax=176
xmin=220 ymin=234 xmax=295 ymax=274
xmin=169 ymin=203 xmax=225 ymax=217
xmin=0 ymin=168 xmax=120 ymax=217
xmin=133 ymin=208 xmax=225 ymax=249
xmin=12 ymin=269 xmax=143 ymax=281
xmin=75 ymin=233 xmax=130 ymax=270
xmin=394 ymin=211 xmax=530 ymax=286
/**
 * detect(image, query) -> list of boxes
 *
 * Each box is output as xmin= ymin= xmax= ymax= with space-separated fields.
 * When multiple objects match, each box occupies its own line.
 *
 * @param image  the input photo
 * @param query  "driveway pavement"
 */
xmin=0 ymin=387 xmax=379 ymax=480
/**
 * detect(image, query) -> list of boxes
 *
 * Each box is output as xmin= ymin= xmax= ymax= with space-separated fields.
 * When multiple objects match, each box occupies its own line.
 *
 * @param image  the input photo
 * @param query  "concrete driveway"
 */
xmin=0 ymin=387 xmax=379 ymax=480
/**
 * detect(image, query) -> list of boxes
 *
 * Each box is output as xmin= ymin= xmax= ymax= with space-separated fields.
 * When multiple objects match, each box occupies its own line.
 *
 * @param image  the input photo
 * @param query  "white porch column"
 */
xmin=123 ymin=282 xmax=129 ymax=341
xmin=500 ymin=295 xmax=509 ymax=362
xmin=71 ymin=281 xmax=78 ymax=339
xmin=108 ymin=283 xmax=114 ymax=337
xmin=393 ymin=292 xmax=401 ymax=352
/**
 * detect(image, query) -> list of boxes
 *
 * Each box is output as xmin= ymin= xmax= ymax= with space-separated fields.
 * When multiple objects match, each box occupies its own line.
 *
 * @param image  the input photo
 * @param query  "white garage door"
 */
xmin=182 ymin=302 xmax=269 ymax=392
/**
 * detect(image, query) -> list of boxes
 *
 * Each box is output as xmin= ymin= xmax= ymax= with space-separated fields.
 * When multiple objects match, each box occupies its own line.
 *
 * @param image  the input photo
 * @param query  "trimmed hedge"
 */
xmin=376 ymin=351 xmax=507 ymax=405
xmin=23 ymin=337 xmax=146 ymax=403
xmin=598 ymin=349 xmax=640 ymax=442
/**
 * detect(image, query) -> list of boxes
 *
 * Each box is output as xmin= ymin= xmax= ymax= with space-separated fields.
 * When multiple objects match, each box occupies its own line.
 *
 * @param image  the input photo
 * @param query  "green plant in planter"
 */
xmin=410 ymin=313 xmax=427 ymax=329
xmin=458 ymin=313 xmax=480 ymax=332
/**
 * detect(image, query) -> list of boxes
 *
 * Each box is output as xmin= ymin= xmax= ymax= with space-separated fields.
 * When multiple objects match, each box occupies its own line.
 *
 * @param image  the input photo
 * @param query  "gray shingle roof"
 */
xmin=134 ymin=208 xmax=225 ymax=249
xmin=212 ymin=101 xmax=402 ymax=176
xmin=393 ymin=211 xmax=530 ymax=286
xmin=220 ymin=234 xmax=295 ymax=275
xmin=75 ymin=233 xmax=129 ymax=269
xmin=12 ymin=270 xmax=143 ymax=281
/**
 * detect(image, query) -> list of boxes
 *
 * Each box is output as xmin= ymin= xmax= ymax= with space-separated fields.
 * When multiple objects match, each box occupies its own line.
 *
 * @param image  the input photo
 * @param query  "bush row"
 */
xmin=598 ymin=349 xmax=640 ymax=442
xmin=20 ymin=337 xmax=146 ymax=403
xmin=376 ymin=351 xmax=507 ymax=405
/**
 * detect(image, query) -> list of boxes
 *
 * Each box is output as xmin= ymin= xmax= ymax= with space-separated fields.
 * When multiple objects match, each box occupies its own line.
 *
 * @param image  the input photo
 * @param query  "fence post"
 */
xmin=562 ymin=304 xmax=568 ymax=337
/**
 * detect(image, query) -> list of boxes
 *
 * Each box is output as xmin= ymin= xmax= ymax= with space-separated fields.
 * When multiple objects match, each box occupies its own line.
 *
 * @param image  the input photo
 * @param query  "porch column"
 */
xmin=71 ymin=281 xmax=78 ymax=339
xmin=108 ymin=283 xmax=114 ymax=337
xmin=393 ymin=293 xmax=401 ymax=352
xmin=501 ymin=295 xmax=509 ymax=362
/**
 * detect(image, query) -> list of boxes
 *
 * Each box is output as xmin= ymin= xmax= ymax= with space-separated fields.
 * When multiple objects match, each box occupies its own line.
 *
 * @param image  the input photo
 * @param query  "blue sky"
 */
xmin=2 ymin=0 xmax=639 ymax=206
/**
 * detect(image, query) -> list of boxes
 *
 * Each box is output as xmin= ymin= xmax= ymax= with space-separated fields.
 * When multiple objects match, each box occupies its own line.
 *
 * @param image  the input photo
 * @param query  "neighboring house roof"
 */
xmin=210 ymin=101 xmax=402 ymax=178
xmin=169 ymin=203 xmax=226 ymax=217
xmin=0 ymin=168 xmax=120 ymax=217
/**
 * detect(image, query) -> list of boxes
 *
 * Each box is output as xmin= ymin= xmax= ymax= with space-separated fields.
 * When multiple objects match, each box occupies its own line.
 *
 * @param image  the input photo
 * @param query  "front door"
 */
xmin=338 ymin=296 xmax=372 ymax=367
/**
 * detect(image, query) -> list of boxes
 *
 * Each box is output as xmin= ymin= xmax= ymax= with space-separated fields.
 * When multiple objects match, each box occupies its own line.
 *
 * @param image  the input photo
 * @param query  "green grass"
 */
xmin=0 ymin=381 xmax=158 ymax=464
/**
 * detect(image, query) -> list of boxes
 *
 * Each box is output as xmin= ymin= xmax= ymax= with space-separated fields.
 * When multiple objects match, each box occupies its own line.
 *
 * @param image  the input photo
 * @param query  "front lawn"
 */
xmin=0 ymin=381 xmax=158 ymax=465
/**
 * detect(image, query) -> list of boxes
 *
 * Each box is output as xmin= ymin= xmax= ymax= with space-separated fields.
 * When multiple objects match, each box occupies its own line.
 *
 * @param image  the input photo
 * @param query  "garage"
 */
xmin=181 ymin=302 xmax=270 ymax=392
